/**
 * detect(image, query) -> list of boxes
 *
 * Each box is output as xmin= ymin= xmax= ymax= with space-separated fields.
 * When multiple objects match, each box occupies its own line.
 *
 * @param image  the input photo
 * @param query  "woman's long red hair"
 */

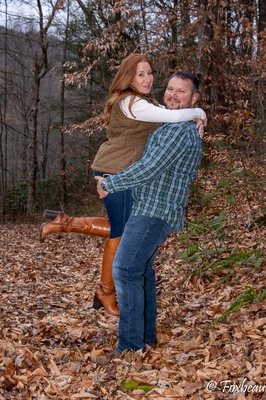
xmin=103 ymin=53 xmax=154 ymax=125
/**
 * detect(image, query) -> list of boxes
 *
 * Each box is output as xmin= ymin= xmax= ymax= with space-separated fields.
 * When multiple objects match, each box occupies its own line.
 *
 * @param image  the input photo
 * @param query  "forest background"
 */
xmin=0 ymin=0 xmax=265 ymax=219
xmin=0 ymin=1 xmax=265 ymax=399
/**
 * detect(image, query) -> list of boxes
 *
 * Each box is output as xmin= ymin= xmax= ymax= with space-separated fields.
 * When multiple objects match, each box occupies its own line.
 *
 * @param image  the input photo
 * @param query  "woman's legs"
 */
xmin=93 ymin=237 xmax=121 ymax=316
xmin=102 ymin=186 xmax=132 ymax=239
xmin=93 ymin=171 xmax=132 ymax=316
xmin=39 ymin=171 xmax=133 ymax=317
xmin=39 ymin=212 xmax=110 ymax=242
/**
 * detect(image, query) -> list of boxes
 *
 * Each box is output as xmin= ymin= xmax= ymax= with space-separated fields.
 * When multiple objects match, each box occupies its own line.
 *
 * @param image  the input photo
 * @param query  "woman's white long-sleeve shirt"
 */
xmin=91 ymin=96 xmax=206 ymax=174
xmin=120 ymin=96 xmax=206 ymax=122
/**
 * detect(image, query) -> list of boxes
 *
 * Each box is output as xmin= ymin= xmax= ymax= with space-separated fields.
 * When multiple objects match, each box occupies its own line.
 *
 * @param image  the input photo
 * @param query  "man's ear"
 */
xmin=192 ymin=92 xmax=199 ymax=107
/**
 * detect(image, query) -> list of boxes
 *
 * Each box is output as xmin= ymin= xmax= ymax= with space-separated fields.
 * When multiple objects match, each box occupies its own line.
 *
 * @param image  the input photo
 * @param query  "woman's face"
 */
xmin=131 ymin=61 xmax=154 ymax=95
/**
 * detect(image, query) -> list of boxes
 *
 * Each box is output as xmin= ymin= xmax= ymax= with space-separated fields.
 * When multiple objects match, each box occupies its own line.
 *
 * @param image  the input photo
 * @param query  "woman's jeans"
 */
xmin=112 ymin=215 xmax=172 ymax=353
xmin=94 ymin=171 xmax=132 ymax=238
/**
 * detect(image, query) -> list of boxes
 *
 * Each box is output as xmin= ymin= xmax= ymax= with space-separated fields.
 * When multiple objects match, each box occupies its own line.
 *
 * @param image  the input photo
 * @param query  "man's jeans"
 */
xmin=112 ymin=215 xmax=172 ymax=353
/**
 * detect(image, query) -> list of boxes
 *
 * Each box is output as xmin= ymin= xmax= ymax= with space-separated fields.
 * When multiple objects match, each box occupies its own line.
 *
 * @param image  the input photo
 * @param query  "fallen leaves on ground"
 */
xmin=0 ymin=162 xmax=265 ymax=399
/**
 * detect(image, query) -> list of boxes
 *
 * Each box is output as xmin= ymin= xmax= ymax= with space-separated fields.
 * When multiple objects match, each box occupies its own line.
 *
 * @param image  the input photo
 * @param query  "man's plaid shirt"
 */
xmin=103 ymin=121 xmax=203 ymax=231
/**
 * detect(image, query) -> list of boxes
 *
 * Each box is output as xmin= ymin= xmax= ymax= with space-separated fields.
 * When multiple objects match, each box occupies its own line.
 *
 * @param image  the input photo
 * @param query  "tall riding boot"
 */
xmin=93 ymin=237 xmax=121 ymax=317
xmin=39 ymin=211 xmax=110 ymax=242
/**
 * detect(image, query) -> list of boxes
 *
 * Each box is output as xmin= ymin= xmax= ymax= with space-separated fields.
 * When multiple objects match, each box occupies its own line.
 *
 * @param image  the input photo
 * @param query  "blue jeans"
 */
xmin=94 ymin=171 xmax=132 ymax=238
xmin=112 ymin=215 xmax=172 ymax=352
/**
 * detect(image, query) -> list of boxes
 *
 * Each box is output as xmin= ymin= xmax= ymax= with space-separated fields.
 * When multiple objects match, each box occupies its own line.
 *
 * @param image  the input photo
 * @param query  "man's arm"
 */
xmin=96 ymin=122 xmax=193 ymax=197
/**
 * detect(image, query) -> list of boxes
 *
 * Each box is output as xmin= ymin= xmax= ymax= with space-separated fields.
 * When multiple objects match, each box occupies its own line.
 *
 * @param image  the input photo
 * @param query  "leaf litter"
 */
xmin=0 ymin=163 xmax=265 ymax=399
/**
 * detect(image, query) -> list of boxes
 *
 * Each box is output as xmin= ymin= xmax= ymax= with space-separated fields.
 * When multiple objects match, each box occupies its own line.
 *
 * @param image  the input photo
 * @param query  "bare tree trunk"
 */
xmin=258 ymin=0 xmax=266 ymax=32
xmin=258 ymin=0 xmax=266 ymax=55
xmin=170 ymin=0 xmax=178 ymax=49
xmin=59 ymin=0 xmax=70 ymax=208
xmin=41 ymin=121 xmax=51 ymax=179
xmin=180 ymin=0 xmax=190 ymax=45
xmin=140 ymin=0 xmax=149 ymax=48
xmin=0 ymin=111 xmax=5 ymax=223
xmin=240 ymin=0 xmax=255 ymax=56
xmin=26 ymin=0 xmax=64 ymax=215
xmin=27 ymin=63 xmax=41 ymax=214
xmin=256 ymin=0 xmax=266 ymax=123
xmin=59 ymin=73 xmax=67 ymax=207
xmin=0 ymin=0 xmax=9 ymax=222
xmin=22 ymin=124 xmax=29 ymax=183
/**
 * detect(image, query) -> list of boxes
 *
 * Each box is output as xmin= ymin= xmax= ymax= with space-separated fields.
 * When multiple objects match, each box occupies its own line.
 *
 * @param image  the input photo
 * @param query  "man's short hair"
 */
xmin=170 ymin=71 xmax=200 ymax=93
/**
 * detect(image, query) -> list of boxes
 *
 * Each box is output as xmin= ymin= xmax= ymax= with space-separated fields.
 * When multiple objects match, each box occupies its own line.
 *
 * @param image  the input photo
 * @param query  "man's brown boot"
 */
xmin=93 ymin=237 xmax=121 ymax=317
xmin=39 ymin=212 xmax=110 ymax=242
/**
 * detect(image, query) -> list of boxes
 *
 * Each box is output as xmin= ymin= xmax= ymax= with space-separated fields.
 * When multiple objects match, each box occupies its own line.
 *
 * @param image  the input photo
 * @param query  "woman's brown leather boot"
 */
xmin=93 ymin=237 xmax=121 ymax=317
xmin=39 ymin=212 xmax=110 ymax=242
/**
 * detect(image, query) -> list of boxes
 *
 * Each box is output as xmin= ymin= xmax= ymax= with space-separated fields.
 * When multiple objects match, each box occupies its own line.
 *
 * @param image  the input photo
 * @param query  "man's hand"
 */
xmin=194 ymin=118 xmax=207 ymax=139
xmin=94 ymin=176 xmax=109 ymax=199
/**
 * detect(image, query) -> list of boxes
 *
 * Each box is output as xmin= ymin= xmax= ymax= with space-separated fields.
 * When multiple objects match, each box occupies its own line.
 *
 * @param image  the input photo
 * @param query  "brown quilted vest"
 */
xmin=91 ymin=102 xmax=160 ymax=174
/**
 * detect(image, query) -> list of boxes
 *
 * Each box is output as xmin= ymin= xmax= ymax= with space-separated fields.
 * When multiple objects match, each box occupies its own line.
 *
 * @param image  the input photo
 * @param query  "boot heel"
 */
xmin=39 ymin=223 xmax=45 ymax=243
xmin=92 ymin=294 xmax=103 ymax=310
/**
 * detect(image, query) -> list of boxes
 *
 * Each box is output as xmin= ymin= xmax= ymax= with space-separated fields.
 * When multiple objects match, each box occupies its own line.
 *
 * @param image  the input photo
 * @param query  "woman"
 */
xmin=40 ymin=53 xmax=206 ymax=317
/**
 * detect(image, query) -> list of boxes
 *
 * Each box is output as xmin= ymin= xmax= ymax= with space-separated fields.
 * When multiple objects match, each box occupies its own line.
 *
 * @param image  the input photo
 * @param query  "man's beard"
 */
xmin=167 ymin=100 xmax=192 ymax=110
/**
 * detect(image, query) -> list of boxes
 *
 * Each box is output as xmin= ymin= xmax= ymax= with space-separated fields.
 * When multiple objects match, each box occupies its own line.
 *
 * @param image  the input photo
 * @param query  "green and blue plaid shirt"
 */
xmin=103 ymin=121 xmax=203 ymax=231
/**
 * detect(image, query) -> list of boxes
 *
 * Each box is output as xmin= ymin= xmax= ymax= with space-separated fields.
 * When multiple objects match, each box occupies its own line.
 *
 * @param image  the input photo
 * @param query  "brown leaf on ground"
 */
xmin=0 ymin=161 xmax=265 ymax=399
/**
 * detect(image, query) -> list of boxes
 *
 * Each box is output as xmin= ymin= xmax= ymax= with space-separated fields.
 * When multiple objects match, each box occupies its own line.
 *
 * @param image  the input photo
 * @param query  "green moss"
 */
xmin=122 ymin=380 xmax=155 ymax=393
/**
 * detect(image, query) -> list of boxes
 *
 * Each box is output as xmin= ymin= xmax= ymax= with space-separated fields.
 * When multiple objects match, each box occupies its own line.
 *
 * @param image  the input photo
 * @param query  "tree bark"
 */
xmin=26 ymin=0 xmax=63 ymax=214
xmin=59 ymin=0 xmax=70 ymax=207
xmin=27 ymin=62 xmax=41 ymax=214
xmin=0 ymin=0 xmax=9 ymax=222
xmin=258 ymin=0 xmax=266 ymax=32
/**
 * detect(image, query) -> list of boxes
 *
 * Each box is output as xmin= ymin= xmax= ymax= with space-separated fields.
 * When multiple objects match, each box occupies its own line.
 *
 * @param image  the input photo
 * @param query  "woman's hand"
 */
xmin=194 ymin=118 xmax=207 ymax=139
xmin=94 ymin=176 xmax=109 ymax=199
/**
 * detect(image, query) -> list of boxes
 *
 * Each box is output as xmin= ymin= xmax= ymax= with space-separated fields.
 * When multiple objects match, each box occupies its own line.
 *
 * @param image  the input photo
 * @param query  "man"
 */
xmin=95 ymin=72 xmax=204 ymax=355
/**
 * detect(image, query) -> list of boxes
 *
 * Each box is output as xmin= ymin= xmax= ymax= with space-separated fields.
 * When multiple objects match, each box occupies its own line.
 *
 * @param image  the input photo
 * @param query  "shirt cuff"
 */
xmin=102 ymin=177 xmax=115 ymax=193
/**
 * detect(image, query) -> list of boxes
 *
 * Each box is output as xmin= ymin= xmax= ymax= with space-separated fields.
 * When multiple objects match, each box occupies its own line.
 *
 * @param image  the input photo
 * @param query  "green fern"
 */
xmin=208 ymin=211 xmax=226 ymax=233
xmin=226 ymin=193 xmax=235 ymax=205
xmin=200 ymin=193 xmax=214 ymax=207
xmin=218 ymin=271 xmax=236 ymax=284
xmin=185 ymin=219 xmax=207 ymax=236
xmin=186 ymin=249 xmax=264 ymax=280
xmin=218 ymin=178 xmax=232 ymax=188
xmin=180 ymin=245 xmax=226 ymax=266
xmin=205 ymin=247 xmax=227 ymax=258
xmin=176 ymin=212 xmax=226 ymax=246
xmin=249 ymin=208 xmax=266 ymax=230
xmin=189 ymin=211 xmax=226 ymax=236
xmin=209 ymin=286 xmax=266 ymax=328
xmin=180 ymin=244 xmax=201 ymax=260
